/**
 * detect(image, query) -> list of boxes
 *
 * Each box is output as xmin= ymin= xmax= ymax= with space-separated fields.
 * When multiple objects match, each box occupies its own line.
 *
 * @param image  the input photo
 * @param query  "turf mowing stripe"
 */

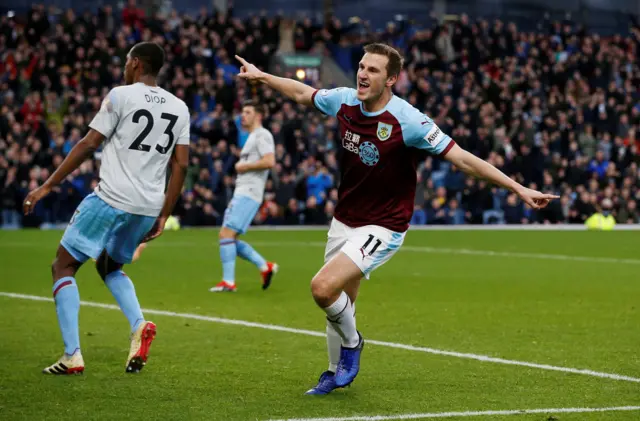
xmin=2 ymin=291 xmax=640 ymax=384
xmin=251 ymin=241 xmax=640 ymax=265
xmin=264 ymin=405 xmax=640 ymax=421
xmin=4 ymin=240 xmax=640 ymax=265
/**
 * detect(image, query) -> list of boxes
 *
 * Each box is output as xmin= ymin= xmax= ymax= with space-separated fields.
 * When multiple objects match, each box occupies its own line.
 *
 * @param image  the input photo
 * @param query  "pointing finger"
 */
xmin=235 ymin=55 xmax=248 ymax=66
xmin=523 ymin=196 xmax=540 ymax=210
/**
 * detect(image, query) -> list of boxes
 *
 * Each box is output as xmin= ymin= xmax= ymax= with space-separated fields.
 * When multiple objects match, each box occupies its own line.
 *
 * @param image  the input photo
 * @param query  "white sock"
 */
xmin=323 ymin=292 xmax=359 ymax=348
xmin=326 ymin=323 xmax=341 ymax=373
xmin=327 ymin=302 xmax=355 ymax=372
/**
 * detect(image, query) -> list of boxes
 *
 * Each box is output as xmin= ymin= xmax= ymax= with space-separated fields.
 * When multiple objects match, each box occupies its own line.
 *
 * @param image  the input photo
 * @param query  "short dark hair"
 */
xmin=242 ymin=100 xmax=265 ymax=115
xmin=130 ymin=42 xmax=165 ymax=76
xmin=363 ymin=43 xmax=404 ymax=77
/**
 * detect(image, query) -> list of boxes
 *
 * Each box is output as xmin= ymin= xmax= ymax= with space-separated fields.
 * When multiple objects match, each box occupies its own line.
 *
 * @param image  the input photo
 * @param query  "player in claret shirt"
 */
xmin=236 ymin=43 xmax=558 ymax=394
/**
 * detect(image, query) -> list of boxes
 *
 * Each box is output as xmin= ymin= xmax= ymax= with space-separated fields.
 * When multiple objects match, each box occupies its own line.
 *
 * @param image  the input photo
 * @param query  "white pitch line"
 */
xmin=255 ymin=241 xmax=640 ymax=266
xmin=1 ymin=292 xmax=639 ymax=384
xmin=3 ymin=240 xmax=640 ymax=265
xmin=264 ymin=405 xmax=640 ymax=421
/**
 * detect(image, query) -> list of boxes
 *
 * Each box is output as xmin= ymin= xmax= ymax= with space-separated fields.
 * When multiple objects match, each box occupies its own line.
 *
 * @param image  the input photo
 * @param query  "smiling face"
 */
xmin=356 ymin=53 xmax=397 ymax=103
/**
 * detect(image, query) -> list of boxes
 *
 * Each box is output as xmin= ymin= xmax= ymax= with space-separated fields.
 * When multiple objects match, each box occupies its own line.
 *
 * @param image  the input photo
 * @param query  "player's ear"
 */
xmin=131 ymin=56 xmax=140 ymax=71
xmin=385 ymin=74 xmax=398 ymax=88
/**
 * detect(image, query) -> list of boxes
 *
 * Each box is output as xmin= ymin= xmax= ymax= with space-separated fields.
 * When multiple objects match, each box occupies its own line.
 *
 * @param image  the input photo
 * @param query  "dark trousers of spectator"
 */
xmin=1 ymin=209 xmax=21 ymax=229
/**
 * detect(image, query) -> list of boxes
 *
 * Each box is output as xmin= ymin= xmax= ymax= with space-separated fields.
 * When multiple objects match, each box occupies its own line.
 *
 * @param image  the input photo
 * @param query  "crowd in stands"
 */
xmin=1 ymin=2 xmax=639 ymax=228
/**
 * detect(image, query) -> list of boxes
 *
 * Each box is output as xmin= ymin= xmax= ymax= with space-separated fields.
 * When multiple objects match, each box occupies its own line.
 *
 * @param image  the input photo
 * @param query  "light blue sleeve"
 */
xmin=312 ymin=87 xmax=355 ymax=117
xmin=395 ymin=101 xmax=454 ymax=155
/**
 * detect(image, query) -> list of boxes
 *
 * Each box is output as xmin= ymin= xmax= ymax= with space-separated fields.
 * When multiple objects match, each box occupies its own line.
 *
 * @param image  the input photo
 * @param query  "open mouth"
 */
xmin=358 ymin=81 xmax=370 ymax=93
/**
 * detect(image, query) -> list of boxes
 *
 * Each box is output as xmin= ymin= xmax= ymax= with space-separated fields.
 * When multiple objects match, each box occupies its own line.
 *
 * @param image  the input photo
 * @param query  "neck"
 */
xmin=135 ymin=75 xmax=157 ymax=86
xmin=362 ymin=88 xmax=393 ymax=113
xmin=249 ymin=122 xmax=262 ymax=132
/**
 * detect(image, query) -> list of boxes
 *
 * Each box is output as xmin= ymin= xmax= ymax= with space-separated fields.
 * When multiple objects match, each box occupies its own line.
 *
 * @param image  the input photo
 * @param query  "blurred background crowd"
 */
xmin=1 ymin=0 xmax=639 ymax=229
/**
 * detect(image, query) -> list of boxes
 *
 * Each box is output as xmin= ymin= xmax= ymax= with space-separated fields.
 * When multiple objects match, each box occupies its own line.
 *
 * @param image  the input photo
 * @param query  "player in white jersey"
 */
xmin=23 ymin=42 xmax=190 ymax=375
xmin=209 ymin=101 xmax=278 ymax=293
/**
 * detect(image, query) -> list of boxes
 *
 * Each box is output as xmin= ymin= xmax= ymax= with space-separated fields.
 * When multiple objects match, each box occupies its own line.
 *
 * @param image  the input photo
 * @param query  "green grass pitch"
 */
xmin=0 ymin=229 xmax=638 ymax=421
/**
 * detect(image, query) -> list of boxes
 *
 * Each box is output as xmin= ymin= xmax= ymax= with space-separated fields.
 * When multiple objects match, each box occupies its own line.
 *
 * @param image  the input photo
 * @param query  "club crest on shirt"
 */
xmin=376 ymin=122 xmax=392 ymax=141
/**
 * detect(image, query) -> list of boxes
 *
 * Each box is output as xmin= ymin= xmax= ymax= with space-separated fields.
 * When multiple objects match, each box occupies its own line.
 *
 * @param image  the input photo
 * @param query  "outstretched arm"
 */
xmin=23 ymin=129 xmax=105 ymax=214
xmin=236 ymin=55 xmax=315 ymax=106
xmin=444 ymin=144 xmax=558 ymax=209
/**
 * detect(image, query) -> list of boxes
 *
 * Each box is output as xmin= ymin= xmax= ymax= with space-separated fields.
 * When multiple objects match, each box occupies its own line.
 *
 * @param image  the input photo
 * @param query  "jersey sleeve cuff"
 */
xmin=310 ymin=89 xmax=326 ymax=115
xmin=88 ymin=124 xmax=110 ymax=139
xmin=439 ymin=139 xmax=456 ymax=157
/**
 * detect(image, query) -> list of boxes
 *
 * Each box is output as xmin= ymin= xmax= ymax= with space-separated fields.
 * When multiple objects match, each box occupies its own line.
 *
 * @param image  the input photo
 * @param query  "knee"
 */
xmin=95 ymin=259 xmax=108 ymax=281
xmin=310 ymin=274 xmax=338 ymax=307
xmin=95 ymin=254 xmax=118 ymax=281
xmin=51 ymin=257 xmax=75 ymax=281
xmin=219 ymin=227 xmax=236 ymax=241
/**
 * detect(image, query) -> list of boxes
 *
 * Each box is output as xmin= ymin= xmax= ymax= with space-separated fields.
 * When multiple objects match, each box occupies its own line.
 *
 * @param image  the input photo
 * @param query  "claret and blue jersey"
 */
xmin=311 ymin=87 xmax=456 ymax=232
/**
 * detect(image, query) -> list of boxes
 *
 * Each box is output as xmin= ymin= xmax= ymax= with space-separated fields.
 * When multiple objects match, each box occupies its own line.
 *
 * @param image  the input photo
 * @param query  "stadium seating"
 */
xmin=0 ymin=2 xmax=638 ymax=228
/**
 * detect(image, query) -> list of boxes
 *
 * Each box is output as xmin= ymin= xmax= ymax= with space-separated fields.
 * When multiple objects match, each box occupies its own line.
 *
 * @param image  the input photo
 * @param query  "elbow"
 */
xmin=175 ymin=162 xmax=188 ymax=174
xmin=267 ymin=157 xmax=276 ymax=169
xmin=457 ymin=160 xmax=473 ymax=174
xmin=171 ymin=147 xmax=189 ymax=175
xmin=172 ymin=158 xmax=188 ymax=175
xmin=451 ymin=158 xmax=474 ymax=176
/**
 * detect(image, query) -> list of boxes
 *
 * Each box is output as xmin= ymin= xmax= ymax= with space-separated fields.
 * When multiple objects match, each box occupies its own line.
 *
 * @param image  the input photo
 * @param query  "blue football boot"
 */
xmin=305 ymin=371 xmax=340 ymax=395
xmin=335 ymin=332 xmax=364 ymax=387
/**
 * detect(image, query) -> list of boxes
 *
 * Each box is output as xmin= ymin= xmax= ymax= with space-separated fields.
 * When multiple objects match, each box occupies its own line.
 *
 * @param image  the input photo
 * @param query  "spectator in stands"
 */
xmin=306 ymin=165 xmax=333 ymax=205
xmin=1 ymin=5 xmax=638 ymax=229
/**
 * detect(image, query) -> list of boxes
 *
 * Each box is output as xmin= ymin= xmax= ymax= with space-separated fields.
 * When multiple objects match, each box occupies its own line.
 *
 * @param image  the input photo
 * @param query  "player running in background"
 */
xmin=235 ymin=44 xmax=558 ymax=394
xmin=210 ymin=101 xmax=278 ymax=293
xmin=23 ymin=42 xmax=190 ymax=375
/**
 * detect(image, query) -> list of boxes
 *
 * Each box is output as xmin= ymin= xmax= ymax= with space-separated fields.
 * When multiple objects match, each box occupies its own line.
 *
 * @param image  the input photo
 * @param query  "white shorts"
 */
xmin=324 ymin=218 xmax=406 ymax=279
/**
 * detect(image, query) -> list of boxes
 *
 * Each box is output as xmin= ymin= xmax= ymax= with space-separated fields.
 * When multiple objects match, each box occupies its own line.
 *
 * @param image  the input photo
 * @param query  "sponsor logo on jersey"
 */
xmin=377 ymin=122 xmax=393 ymax=141
xmin=424 ymin=124 xmax=445 ymax=147
xmin=359 ymin=141 xmax=380 ymax=166
xmin=342 ymin=130 xmax=361 ymax=154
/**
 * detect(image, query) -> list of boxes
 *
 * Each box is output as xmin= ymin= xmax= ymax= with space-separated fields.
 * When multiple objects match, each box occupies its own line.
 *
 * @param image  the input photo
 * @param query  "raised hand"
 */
xmin=235 ymin=55 xmax=264 ymax=82
xmin=516 ymin=187 xmax=559 ymax=210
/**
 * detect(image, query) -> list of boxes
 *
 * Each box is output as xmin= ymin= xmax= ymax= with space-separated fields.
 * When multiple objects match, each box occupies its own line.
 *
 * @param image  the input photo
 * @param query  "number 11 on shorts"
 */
xmin=361 ymin=234 xmax=382 ymax=257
